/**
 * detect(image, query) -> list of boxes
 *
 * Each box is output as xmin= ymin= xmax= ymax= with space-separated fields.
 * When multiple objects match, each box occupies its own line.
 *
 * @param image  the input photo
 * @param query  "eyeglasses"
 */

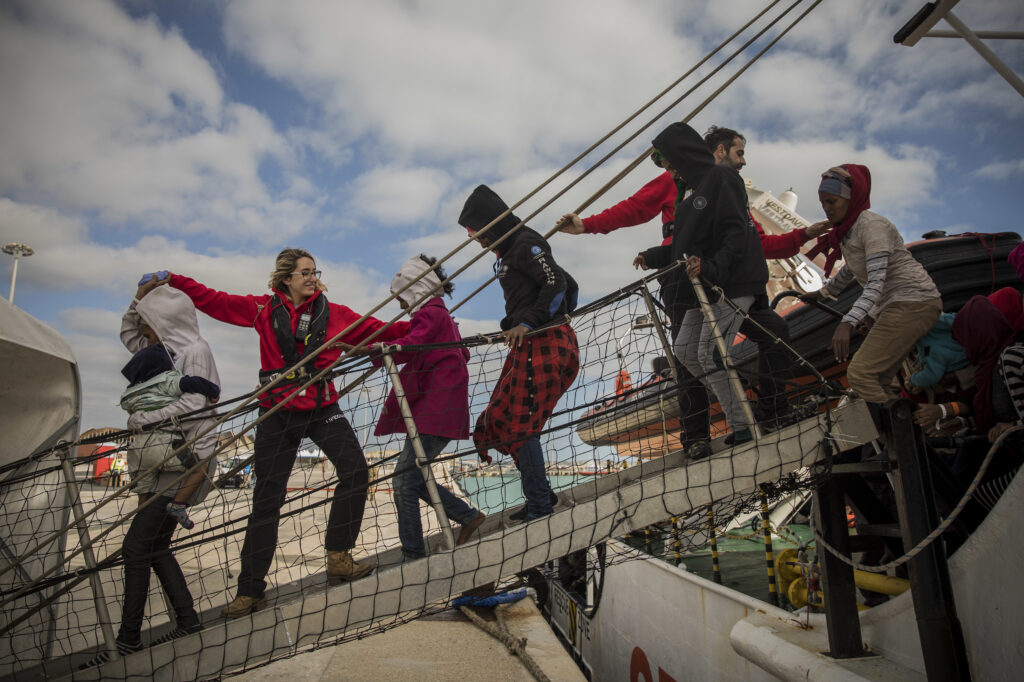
xmin=290 ymin=269 xmax=322 ymax=280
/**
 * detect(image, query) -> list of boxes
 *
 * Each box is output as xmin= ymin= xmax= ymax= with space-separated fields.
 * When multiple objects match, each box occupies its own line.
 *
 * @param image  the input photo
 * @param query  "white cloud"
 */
xmin=344 ymin=166 xmax=454 ymax=227
xmin=975 ymin=159 xmax=1024 ymax=180
xmin=222 ymin=0 xmax=698 ymax=172
xmin=0 ymin=0 xmax=313 ymax=245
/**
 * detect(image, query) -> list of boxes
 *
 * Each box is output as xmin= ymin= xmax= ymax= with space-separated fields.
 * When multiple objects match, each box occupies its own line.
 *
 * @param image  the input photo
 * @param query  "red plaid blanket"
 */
xmin=473 ymin=324 xmax=580 ymax=462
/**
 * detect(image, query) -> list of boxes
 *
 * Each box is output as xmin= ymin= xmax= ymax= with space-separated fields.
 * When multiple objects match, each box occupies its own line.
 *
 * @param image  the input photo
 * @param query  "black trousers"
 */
xmin=739 ymin=304 xmax=794 ymax=422
xmin=120 ymin=495 xmax=198 ymax=642
xmin=237 ymin=402 xmax=368 ymax=599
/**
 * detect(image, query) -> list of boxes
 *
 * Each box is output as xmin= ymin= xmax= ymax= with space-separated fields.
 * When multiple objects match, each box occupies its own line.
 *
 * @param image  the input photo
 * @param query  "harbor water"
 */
xmin=457 ymin=473 xmax=812 ymax=608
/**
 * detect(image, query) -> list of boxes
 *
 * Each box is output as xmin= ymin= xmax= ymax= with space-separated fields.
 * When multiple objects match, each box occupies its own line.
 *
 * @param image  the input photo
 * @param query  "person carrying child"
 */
xmin=81 ymin=276 xmax=220 ymax=668
xmin=345 ymin=255 xmax=486 ymax=559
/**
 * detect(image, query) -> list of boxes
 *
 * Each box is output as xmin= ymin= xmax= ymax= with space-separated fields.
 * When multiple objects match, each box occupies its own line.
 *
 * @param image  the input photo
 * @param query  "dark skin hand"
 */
xmin=914 ymin=403 xmax=943 ymax=426
xmin=989 ymin=422 xmax=1015 ymax=443
xmin=331 ymin=342 xmax=375 ymax=356
xmin=135 ymin=273 xmax=170 ymax=301
xmin=684 ymin=255 xmax=701 ymax=279
xmin=831 ymin=321 xmax=853 ymax=363
xmin=500 ymin=324 xmax=529 ymax=348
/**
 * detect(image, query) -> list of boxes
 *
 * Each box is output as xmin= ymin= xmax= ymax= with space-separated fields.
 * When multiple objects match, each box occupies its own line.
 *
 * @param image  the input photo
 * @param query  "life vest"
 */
xmin=258 ymin=292 xmax=331 ymax=405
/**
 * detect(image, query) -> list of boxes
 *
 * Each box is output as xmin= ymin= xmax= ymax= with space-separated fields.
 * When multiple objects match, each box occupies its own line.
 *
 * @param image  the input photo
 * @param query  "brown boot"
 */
xmin=456 ymin=512 xmax=486 ymax=546
xmin=221 ymin=595 xmax=266 ymax=619
xmin=327 ymin=550 xmax=372 ymax=585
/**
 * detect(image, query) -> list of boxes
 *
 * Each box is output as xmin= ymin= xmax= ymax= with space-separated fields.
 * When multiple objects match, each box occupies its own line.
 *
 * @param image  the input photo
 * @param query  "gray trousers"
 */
xmin=674 ymin=296 xmax=754 ymax=433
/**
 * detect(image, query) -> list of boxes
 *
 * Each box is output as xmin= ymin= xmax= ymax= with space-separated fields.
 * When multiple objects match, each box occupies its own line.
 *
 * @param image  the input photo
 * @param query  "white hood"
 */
xmin=391 ymin=256 xmax=444 ymax=314
xmin=134 ymin=286 xmax=203 ymax=367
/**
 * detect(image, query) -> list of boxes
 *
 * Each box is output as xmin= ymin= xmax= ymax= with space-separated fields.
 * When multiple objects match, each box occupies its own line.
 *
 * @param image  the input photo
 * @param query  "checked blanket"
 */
xmin=473 ymin=324 xmax=580 ymax=462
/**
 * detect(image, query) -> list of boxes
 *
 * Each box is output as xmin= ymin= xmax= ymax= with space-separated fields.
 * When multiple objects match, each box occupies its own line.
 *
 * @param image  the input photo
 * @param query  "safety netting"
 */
xmin=0 ymin=257 xmax=863 ymax=680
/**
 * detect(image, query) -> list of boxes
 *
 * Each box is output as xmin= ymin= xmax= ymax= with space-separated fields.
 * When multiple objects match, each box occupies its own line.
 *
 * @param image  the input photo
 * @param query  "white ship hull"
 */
xmin=558 ymin=467 xmax=1024 ymax=681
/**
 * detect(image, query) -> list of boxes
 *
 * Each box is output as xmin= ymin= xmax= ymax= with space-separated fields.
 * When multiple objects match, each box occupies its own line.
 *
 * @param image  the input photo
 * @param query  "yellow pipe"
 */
xmin=853 ymin=570 xmax=909 ymax=596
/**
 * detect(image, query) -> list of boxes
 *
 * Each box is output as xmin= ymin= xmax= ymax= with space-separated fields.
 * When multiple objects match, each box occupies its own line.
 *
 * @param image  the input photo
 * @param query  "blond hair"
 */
xmin=268 ymin=248 xmax=327 ymax=293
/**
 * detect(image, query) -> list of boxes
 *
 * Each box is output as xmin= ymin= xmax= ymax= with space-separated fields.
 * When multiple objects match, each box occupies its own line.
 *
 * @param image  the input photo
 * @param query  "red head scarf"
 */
xmin=952 ymin=295 xmax=1020 ymax=431
xmin=987 ymin=287 xmax=1024 ymax=332
xmin=805 ymin=164 xmax=872 ymax=276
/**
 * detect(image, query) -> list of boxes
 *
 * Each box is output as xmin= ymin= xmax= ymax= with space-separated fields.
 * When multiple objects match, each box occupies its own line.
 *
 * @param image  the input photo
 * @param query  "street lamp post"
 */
xmin=2 ymin=243 xmax=34 ymax=304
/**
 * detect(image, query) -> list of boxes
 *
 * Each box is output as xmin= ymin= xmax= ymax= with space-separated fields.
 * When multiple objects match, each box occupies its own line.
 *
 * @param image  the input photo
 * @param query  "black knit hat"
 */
xmin=458 ymin=185 xmax=522 ymax=248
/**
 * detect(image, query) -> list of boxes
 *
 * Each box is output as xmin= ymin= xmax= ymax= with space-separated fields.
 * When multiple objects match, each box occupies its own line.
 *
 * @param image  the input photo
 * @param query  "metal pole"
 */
xmin=707 ymin=507 xmax=722 ymax=584
xmin=760 ymin=489 xmax=780 ymax=607
xmin=687 ymin=272 xmax=761 ymax=437
xmin=59 ymin=445 xmax=119 ymax=660
xmin=380 ymin=347 xmax=456 ymax=550
xmin=814 ymin=474 xmax=864 ymax=657
xmin=9 ymin=253 xmax=18 ymax=302
xmin=886 ymin=399 xmax=972 ymax=681
xmin=671 ymin=516 xmax=682 ymax=567
xmin=640 ymin=281 xmax=680 ymax=383
xmin=943 ymin=11 xmax=1024 ymax=98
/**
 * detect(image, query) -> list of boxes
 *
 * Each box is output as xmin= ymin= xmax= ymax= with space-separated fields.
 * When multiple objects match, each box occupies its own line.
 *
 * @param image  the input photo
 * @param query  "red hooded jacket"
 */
xmin=582 ymin=170 xmax=813 ymax=258
xmin=170 ymin=274 xmax=410 ymax=411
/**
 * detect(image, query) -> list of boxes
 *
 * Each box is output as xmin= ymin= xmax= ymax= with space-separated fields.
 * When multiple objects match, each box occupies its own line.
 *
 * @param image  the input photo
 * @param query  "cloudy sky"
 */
xmin=2 ymin=0 xmax=1022 ymax=430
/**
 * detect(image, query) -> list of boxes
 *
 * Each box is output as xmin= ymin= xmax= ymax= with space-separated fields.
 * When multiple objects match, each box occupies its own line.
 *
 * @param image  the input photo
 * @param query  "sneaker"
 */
xmin=456 ymin=512 xmax=486 ymax=546
xmin=509 ymin=490 xmax=558 ymax=521
xmin=724 ymin=428 xmax=753 ymax=446
xmin=326 ymin=550 xmax=372 ymax=585
xmin=78 ymin=637 xmax=143 ymax=670
xmin=684 ymin=440 xmax=712 ymax=461
xmin=220 ymin=595 xmax=266 ymax=619
xmin=150 ymin=623 xmax=202 ymax=646
xmin=166 ymin=502 xmax=194 ymax=530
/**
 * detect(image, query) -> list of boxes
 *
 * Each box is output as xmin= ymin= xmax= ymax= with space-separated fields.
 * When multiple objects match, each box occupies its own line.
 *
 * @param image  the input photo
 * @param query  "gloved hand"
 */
xmin=138 ymin=271 xmax=169 ymax=286
xmin=179 ymin=375 xmax=221 ymax=402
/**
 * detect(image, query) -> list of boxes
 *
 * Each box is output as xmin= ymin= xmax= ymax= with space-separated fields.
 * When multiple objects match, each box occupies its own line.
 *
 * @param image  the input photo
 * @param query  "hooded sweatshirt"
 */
xmin=120 ymin=286 xmax=220 ymax=502
xmin=459 ymin=184 xmax=579 ymax=330
xmin=640 ymin=122 xmax=768 ymax=306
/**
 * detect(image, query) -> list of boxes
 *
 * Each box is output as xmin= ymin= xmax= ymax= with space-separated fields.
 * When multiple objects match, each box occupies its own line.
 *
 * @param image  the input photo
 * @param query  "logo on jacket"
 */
xmin=530 ymin=245 xmax=543 ymax=256
xmin=693 ymin=196 xmax=707 ymax=210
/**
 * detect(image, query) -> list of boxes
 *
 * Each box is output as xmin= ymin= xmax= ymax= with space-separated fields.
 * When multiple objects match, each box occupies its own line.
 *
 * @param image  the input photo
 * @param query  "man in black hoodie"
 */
xmin=635 ymin=122 xmax=769 ymax=458
xmin=459 ymin=185 xmax=580 ymax=519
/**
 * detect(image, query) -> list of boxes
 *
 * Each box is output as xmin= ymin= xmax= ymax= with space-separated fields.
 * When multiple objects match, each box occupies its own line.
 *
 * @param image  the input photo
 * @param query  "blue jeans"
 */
xmin=516 ymin=437 xmax=554 ymax=519
xmin=395 ymin=434 xmax=478 ymax=558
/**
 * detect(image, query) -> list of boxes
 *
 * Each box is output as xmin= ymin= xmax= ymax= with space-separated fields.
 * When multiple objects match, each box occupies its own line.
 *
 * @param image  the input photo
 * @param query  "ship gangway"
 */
xmin=43 ymin=402 xmax=876 ymax=681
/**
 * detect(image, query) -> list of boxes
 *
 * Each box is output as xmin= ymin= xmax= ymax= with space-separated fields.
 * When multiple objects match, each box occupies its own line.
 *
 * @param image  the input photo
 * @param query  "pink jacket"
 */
xmin=374 ymin=298 xmax=470 ymax=439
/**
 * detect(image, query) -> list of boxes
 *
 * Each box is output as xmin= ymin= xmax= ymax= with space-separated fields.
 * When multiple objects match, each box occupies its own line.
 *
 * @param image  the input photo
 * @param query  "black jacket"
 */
xmin=459 ymin=184 xmax=579 ymax=330
xmin=642 ymin=123 xmax=768 ymax=305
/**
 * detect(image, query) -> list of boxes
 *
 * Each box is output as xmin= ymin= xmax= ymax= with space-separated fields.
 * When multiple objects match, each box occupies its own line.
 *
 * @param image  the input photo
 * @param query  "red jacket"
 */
xmin=585 ymin=171 xmax=811 ymax=257
xmin=583 ymin=171 xmax=676 ymax=245
xmin=373 ymin=297 xmax=470 ymax=439
xmin=170 ymin=274 xmax=410 ymax=411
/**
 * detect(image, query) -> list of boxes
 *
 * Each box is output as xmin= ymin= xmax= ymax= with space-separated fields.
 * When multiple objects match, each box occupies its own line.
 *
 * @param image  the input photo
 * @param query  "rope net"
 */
xmin=0 ymin=267 xmax=847 ymax=680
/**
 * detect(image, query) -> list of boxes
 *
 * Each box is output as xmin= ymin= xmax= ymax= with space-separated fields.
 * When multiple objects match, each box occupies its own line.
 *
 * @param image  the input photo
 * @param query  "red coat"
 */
xmin=583 ymin=171 xmax=675 ymax=245
xmin=170 ymin=274 xmax=410 ymax=411
xmin=373 ymin=297 xmax=470 ymax=439
xmin=584 ymin=170 xmax=811 ymax=257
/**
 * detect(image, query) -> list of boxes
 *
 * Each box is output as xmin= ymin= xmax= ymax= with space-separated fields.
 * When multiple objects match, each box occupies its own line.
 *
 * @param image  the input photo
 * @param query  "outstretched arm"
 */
xmin=169 ymin=274 xmax=263 ymax=328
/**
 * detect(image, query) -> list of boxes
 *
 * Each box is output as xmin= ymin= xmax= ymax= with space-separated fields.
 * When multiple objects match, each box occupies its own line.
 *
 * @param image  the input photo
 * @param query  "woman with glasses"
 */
xmin=156 ymin=247 xmax=410 ymax=618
